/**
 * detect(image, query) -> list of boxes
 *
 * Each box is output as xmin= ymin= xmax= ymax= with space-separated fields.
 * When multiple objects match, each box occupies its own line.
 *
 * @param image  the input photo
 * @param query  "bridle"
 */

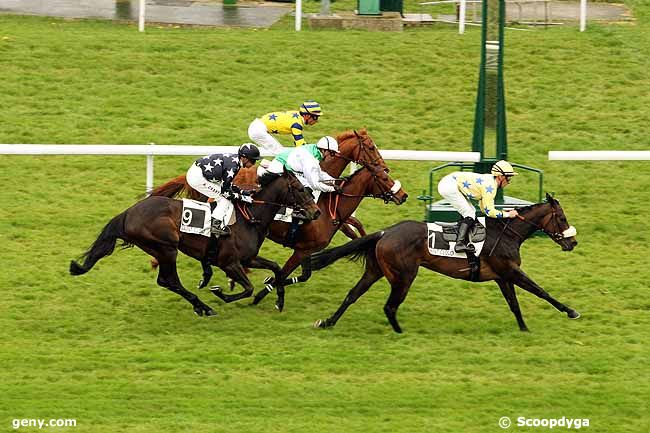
xmin=238 ymin=173 xmax=312 ymax=223
xmin=332 ymin=131 xmax=386 ymax=168
xmin=325 ymin=161 xmax=402 ymax=222
xmin=496 ymin=204 xmax=576 ymax=243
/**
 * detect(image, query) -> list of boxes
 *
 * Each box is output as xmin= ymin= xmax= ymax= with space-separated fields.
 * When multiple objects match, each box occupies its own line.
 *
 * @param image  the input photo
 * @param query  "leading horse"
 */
xmin=70 ymin=171 xmax=319 ymax=316
xmin=309 ymin=194 xmax=580 ymax=333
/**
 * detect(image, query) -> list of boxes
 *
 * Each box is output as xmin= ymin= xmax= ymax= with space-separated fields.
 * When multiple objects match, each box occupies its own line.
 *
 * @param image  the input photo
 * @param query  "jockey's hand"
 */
xmin=334 ymin=185 xmax=344 ymax=194
xmin=507 ymin=210 xmax=519 ymax=218
xmin=320 ymin=183 xmax=336 ymax=193
xmin=239 ymin=194 xmax=254 ymax=203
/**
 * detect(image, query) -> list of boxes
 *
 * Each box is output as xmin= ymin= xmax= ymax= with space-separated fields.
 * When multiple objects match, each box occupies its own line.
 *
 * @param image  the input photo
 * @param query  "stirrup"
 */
xmin=211 ymin=221 xmax=230 ymax=236
xmin=454 ymin=242 xmax=475 ymax=253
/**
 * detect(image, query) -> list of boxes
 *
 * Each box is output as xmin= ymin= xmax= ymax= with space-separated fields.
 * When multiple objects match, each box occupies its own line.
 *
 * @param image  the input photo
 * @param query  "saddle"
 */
xmin=426 ymin=218 xmax=487 ymax=282
xmin=435 ymin=220 xmax=487 ymax=244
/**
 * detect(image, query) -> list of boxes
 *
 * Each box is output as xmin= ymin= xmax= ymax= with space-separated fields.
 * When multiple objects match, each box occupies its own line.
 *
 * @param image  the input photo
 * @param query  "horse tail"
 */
xmin=310 ymin=230 xmax=384 ymax=271
xmin=149 ymin=175 xmax=203 ymax=200
xmin=69 ymin=212 xmax=127 ymax=276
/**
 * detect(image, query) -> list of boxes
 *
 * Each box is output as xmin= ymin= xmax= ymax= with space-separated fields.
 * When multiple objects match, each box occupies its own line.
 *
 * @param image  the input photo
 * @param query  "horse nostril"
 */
xmin=401 ymin=194 xmax=408 ymax=203
xmin=313 ymin=209 xmax=321 ymax=219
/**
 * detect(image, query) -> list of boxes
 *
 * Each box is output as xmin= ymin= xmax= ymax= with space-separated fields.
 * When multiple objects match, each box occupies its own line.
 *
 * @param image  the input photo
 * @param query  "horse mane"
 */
xmin=336 ymin=128 xmax=368 ymax=143
xmin=148 ymin=175 xmax=204 ymax=200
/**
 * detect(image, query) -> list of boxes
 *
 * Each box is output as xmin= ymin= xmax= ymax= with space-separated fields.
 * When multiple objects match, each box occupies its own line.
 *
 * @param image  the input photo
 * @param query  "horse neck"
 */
xmin=322 ymin=138 xmax=358 ymax=177
xmin=487 ymin=203 xmax=549 ymax=244
xmin=326 ymin=169 xmax=371 ymax=221
xmin=246 ymin=181 xmax=286 ymax=230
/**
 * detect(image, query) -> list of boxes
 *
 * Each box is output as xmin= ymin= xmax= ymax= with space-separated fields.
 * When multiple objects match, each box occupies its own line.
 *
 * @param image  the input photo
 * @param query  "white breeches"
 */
xmin=438 ymin=173 xmax=476 ymax=219
xmin=248 ymin=118 xmax=285 ymax=156
xmin=186 ymin=164 xmax=233 ymax=224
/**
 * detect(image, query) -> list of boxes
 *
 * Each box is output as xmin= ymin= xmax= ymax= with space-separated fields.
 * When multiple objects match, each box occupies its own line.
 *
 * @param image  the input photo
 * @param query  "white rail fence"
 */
xmin=548 ymin=151 xmax=650 ymax=161
xmin=0 ymin=144 xmax=480 ymax=193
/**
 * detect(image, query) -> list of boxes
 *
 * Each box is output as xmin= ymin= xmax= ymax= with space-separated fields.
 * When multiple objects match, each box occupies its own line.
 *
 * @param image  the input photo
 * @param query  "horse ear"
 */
xmin=545 ymin=192 xmax=556 ymax=204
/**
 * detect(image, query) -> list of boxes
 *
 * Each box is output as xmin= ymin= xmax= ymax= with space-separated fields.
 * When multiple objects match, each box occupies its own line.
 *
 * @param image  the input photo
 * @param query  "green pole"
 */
xmin=472 ymin=0 xmax=507 ymax=201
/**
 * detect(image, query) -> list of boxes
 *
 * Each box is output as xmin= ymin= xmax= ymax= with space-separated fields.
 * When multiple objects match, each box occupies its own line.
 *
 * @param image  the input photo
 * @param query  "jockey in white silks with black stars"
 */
xmin=258 ymin=136 xmax=339 ymax=199
xmin=437 ymin=160 xmax=520 ymax=253
xmin=247 ymin=101 xmax=323 ymax=156
xmin=186 ymin=143 xmax=261 ymax=236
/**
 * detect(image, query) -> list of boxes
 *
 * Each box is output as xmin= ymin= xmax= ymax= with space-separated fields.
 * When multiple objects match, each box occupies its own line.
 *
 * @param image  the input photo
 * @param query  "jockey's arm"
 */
xmin=290 ymin=122 xmax=306 ymax=147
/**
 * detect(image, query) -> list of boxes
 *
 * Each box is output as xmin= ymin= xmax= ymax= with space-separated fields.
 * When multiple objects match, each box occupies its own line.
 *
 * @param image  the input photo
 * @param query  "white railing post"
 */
xmin=146 ymin=143 xmax=155 ymax=194
xmin=459 ymin=0 xmax=466 ymax=34
xmin=139 ymin=0 xmax=145 ymax=32
xmin=579 ymin=0 xmax=587 ymax=32
xmin=296 ymin=0 xmax=302 ymax=31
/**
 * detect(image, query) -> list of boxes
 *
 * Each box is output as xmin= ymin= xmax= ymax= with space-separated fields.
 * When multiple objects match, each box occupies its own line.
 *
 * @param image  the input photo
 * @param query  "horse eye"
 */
xmin=384 ymin=168 xmax=390 ymax=173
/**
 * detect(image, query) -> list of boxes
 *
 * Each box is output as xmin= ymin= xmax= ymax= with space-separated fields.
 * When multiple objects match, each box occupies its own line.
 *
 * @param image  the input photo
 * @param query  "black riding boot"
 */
xmin=454 ymin=217 xmax=476 ymax=253
xmin=211 ymin=219 xmax=230 ymax=236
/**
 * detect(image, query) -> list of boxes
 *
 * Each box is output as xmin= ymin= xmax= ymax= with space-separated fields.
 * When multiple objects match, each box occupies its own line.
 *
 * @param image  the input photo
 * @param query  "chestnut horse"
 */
xmin=70 ymin=171 xmax=319 ymax=316
xmin=309 ymin=194 xmax=580 ymax=333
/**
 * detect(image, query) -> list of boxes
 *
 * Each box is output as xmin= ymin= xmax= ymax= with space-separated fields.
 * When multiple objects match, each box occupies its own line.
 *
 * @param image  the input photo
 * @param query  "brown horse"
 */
xmin=70 ymin=171 xmax=319 ymax=316
xmin=309 ymin=194 xmax=580 ymax=333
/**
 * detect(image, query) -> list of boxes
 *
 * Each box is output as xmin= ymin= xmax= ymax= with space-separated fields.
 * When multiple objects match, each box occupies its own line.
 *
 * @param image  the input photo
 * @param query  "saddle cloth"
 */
xmin=180 ymin=199 xmax=211 ymax=237
xmin=180 ymin=199 xmax=235 ymax=237
xmin=426 ymin=217 xmax=487 ymax=258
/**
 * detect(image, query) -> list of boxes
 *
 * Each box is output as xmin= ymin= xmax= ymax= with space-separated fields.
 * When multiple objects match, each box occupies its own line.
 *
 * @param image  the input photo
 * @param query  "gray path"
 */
xmin=0 ymin=0 xmax=292 ymax=28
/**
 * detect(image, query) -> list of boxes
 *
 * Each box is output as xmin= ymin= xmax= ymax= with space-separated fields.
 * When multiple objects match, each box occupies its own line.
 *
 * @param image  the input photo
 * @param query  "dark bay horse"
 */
xmin=69 ymin=172 xmax=319 ymax=316
xmin=309 ymin=194 xmax=580 ymax=333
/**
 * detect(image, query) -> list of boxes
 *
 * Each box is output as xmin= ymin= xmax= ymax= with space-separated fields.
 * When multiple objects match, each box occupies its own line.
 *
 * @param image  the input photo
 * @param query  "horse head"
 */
xmin=519 ymin=193 xmax=577 ymax=251
xmin=347 ymin=160 xmax=408 ymax=205
xmin=256 ymin=170 xmax=320 ymax=221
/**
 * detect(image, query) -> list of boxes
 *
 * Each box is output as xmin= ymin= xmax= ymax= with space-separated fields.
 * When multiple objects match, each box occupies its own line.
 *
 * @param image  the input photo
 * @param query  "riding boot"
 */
xmin=454 ymin=217 xmax=476 ymax=253
xmin=211 ymin=219 xmax=230 ymax=236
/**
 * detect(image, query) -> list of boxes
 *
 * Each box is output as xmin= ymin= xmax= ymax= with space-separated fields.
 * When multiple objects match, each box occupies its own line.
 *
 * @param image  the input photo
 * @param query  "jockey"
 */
xmin=437 ymin=160 xmax=520 ymax=253
xmin=259 ymin=136 xmax=339 ymax=196
xmin=186 ymin=143 xmax=261 ymax=236
xmin=248 ymin=101 xmax=323 ymax=156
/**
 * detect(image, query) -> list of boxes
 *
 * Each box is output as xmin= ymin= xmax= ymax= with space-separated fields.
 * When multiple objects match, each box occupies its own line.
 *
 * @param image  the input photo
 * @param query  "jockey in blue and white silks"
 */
xmin=186 ymin=143 xmax=260 ymax=235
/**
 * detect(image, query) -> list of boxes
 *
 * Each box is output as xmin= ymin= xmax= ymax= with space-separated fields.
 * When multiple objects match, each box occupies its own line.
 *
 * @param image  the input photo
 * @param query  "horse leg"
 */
xmin=496 ymin=279 xmax=529 ymax=332
xmin=156 ymin=257 xmax=215 ymax=317
xmin=210 ymin=263 xmax=255 ymax=303
xmin=382 ymin=269 xmax=417 ymax=334
xmin=508 ymin=268 xmax=580 ymax=319
xmin=314 ymin=257 xmax=383 ymax=329
xmin=197 ymin=261 xmax=213 ymax=289
xmin=345 ymin=215 xmax=367 ymax=236
xmin=340 ymin=223 xmax=360 ymax=240
xmin=252 ymin=251 xmax=303 ymax=307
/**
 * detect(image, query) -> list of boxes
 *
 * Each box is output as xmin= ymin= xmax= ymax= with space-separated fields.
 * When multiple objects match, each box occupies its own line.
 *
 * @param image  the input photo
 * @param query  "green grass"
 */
xmin=1 ymin=6 xmax=649 ymax=433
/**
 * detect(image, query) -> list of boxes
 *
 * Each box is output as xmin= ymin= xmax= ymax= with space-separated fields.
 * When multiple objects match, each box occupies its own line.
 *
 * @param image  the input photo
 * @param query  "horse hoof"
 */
xmin=197 ymin=279 xmax=206 ymax=289
xmin=275 ymin=303 xmax=284 ymax=312
xmin=193 ymin=309 xmax=203 ymax=317
xmin=210 ymin=285 xmax=222 ymax=293
xmin=204 ymin=309 xmax=217 ymax=317
xmin=313 ymin=319 xmax=322 ymax=328
xmin=568 ymin=310 xmax=581 ymax=319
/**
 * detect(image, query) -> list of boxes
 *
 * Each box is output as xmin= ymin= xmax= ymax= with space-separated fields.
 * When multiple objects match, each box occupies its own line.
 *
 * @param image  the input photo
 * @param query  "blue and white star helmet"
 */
xmin=238 ymin=143 xmax=261 ymax=161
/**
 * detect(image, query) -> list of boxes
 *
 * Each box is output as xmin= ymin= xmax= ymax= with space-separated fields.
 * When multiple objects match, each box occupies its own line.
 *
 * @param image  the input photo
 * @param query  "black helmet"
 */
xmin=238 ymin=143 xmax=261 ymax=160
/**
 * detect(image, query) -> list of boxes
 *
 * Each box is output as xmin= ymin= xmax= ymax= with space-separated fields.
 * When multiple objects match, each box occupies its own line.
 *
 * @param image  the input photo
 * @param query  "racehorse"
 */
xmin=248 ymin=158 xmax=408 ymax=311
xmin=69 ymin=171 xmax=319 ymax=316
xmin=309 ymin=194 xmax=580 ymax=333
